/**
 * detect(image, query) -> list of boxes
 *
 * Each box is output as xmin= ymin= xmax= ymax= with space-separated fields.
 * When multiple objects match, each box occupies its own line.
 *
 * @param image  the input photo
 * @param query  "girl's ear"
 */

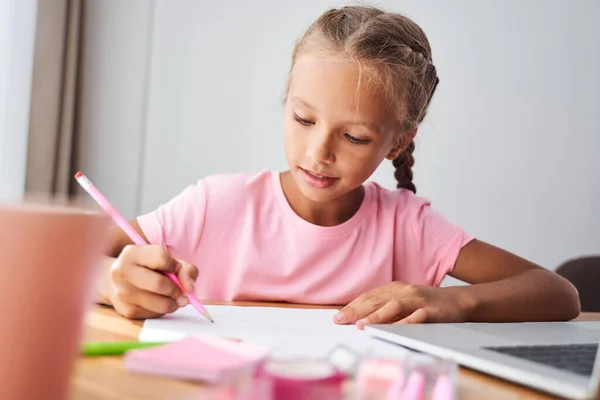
xmin=386 ymin=127 xmax=418 ymax=160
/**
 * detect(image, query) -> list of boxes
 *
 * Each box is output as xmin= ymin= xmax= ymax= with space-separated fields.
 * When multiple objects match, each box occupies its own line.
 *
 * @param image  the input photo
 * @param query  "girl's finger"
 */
xmin=126 ymin=264 xmax=184 ymax=300
xmin=177 ymin=260 xmax=199 ymax=294
xmin=119 ymin=284 xmax=181 ymax=315
xmin=356 ymin=299 xmax=414 ymax=329
xmin=121 ymin=244 xmax=180 ymax=273
xmin=336 ymin=292 xmax=387 ymax=324
xmin=115 ymin=301 xmax=164 ymax=320
xmin=395 ymin=307 xmax=429 ymax=324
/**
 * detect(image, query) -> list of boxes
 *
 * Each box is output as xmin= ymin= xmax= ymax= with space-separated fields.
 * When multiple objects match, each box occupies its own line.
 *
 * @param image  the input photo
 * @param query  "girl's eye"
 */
xmin=345 ymin=133 xmax=371 ymax=145
xmin=293 ymin=113 xmax=370 ymax=145
xmin=294 ymin=114 xmax=314 ymax=126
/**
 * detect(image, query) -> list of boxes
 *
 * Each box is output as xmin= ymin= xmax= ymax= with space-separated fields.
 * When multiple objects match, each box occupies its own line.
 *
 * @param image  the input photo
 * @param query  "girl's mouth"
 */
xmin=299 ymin=167 xmax=340 ymax=189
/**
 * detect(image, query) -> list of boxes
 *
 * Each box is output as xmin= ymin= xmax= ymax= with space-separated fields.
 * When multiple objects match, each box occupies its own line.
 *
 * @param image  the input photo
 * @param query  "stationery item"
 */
xmin=175 ymin=357 xmax=351 ymax=400
xmin=252 ymin=358 xmax=346 ymax=400
xmin=74 ymin=172 xmax=213 ymax=323
xmin=326 ymin=345 xmax=362 ymax=376
xmin=124 ymin=335 xmax=269 ymax=385
xmin=397 ymin=371 xmax=426 ymax=400
xmin=82 ymin=340 xmax=167 ymax=356
xmin=403 ymin=354 xmax=457 ymax=400
xmin=355 ymin=358 xmax=406 ymax=399
xmin=355 ymin=353 xmax=457 ymax=400
xmin=430 ymin=375 xmax=454 ymax=400
xmin=138 ymin=305 xmax=410 ymax=360
xmin=0 ymin=200 xmax=109 ymax=400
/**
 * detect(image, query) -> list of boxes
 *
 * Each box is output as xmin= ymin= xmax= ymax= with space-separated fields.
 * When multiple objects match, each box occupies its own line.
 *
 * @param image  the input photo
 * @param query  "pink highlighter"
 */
xmin=431 ymin=374 xmax=454 ymax=400
xmin=75 ymin=172 xmax=214 ymax=323
xmin=398 ymin=371 xmax=426 ymax=400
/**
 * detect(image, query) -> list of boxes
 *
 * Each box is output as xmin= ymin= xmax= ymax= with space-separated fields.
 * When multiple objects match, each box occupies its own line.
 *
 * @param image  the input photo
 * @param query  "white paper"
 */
xmin=139 ymin=305 xmax=409 ymax=359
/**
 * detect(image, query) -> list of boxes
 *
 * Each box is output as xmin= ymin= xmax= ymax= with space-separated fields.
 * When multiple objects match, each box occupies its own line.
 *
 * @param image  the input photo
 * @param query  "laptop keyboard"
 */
xmin=485 ymin=343 xmax=598 ymax=376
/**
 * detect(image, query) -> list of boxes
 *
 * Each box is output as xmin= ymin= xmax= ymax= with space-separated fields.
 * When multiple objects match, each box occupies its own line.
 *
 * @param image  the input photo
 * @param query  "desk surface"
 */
xmin=70 ymin=302 xmax=600 ymax=400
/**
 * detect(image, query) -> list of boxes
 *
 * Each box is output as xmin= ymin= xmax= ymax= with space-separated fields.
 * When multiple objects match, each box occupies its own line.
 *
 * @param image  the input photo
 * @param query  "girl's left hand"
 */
xmin=333 ymin=281 xmax=476 ymax=329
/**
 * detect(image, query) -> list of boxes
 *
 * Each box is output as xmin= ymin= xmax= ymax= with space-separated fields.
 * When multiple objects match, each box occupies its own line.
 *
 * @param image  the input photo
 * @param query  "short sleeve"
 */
xmin=414 ymin=201 xmax=474 ymax=286
xmin=395 ymin=195 xmax=475 ymax=286
xmin=136 ymin=179 xmax=208 ymax=262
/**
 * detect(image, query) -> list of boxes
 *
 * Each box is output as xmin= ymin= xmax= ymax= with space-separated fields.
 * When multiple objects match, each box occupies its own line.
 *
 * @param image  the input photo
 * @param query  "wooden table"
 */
xmin=70 ymin=302 xmax=600 ymax=400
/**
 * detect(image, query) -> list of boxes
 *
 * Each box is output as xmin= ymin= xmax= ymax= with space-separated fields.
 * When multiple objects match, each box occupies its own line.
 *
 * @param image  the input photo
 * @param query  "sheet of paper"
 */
xmin=139 ymin=305 xmax=409 ymax=359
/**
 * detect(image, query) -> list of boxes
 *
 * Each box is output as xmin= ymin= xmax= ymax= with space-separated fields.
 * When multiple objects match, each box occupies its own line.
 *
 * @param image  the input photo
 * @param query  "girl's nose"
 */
xmin=306 ymin=129 xmax=335 ymax=165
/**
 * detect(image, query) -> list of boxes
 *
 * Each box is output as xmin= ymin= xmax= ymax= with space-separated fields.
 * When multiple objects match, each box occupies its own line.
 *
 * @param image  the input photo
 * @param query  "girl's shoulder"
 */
xmin=364 ymin=180 xmax=472 ymax=247
xmin=364 ymin=180 xmax=433 ymax=215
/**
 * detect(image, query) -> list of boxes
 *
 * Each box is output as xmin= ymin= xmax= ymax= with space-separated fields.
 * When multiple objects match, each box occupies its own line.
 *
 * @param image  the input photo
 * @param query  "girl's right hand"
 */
xmin=108 ymin=245 xmax=198 ymax=319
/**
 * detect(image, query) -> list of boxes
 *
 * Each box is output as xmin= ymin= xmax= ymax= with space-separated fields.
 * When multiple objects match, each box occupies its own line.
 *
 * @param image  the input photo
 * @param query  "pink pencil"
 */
xmin=75 ymin=172 xmax=214 ymax=323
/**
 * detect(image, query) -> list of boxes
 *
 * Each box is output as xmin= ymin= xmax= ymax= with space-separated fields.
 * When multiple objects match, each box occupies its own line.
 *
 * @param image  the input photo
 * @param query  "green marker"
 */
xmin=82 ymin=341 xmax=167 ymax=356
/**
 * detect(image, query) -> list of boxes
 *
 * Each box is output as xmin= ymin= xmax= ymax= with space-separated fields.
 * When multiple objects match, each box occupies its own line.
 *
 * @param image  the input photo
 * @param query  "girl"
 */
xmin=97 ymin=6 xmax=580 ymax=328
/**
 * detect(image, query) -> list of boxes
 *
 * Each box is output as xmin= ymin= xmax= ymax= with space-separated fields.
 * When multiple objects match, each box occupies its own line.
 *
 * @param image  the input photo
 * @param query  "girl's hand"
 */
xmin=108 ymin=245 xmax=198 ymax=319
xmin=334 ymin=281 xmax=477 ymax=329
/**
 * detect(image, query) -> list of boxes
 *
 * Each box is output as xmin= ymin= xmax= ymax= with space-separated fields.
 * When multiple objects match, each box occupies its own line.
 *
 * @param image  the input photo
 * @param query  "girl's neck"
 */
xmin=280 ymin=171 xmax=364 ymax=227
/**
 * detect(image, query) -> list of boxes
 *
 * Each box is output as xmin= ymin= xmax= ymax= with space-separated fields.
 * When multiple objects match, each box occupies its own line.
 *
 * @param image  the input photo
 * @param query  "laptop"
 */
xmin=364 ymin=321 xmax=600 ymax=399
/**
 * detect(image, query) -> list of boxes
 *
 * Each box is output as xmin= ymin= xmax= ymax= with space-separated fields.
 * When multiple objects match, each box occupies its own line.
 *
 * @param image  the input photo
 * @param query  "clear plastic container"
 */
xmin=350 ymin=352 xmax=457 ymax=400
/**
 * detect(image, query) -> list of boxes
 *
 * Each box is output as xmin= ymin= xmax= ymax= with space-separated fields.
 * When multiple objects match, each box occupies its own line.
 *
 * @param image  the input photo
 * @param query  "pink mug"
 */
xmin=0 ymin=201 xmax=109 ymax=400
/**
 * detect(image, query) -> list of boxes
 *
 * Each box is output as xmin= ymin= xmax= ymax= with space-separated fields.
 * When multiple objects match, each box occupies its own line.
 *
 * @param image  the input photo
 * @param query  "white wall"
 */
xmin=404 ymin=0 xmax=600 ymax=279
xmin=0 ymin=0 xmax=38 ymax=201
xmin=139 ymin=1 xmax=349 ymax=213
xmin=76 ymin=0 xmax=153 ymax=218
xmin=79 ymin=0 xmax=600 ymax=278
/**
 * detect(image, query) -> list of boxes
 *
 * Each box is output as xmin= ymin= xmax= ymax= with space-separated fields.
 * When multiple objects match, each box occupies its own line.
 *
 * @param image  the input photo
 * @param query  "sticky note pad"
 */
xmin=124 ymin=334 xmax=270 ymax=385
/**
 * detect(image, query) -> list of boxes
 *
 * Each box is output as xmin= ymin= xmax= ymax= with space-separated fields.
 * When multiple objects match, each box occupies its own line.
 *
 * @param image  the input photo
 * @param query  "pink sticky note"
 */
xmin=124 ymin=335 xmax=270 ymax=385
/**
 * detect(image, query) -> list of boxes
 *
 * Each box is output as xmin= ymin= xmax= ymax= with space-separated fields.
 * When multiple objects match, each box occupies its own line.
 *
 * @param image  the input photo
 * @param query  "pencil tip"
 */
xmin=201 ymin=309 xmax=214 ymax=323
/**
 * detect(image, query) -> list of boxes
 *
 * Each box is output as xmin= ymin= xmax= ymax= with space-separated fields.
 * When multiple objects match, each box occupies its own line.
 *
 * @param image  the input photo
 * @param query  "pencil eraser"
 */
xmin=75 ymin=172 xmax=83 ymax=179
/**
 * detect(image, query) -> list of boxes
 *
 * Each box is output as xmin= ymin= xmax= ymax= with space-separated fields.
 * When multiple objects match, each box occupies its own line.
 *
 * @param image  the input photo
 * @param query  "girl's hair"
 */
xmin=287 ymin=6 xmax=439 ymax=193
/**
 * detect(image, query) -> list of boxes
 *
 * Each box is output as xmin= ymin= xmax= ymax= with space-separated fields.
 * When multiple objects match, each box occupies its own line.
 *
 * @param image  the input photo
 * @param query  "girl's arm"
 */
xmin=335 ymin=239 xmax=581 ymax=326
xmin=447 ymin=239 xmax=581 ymax=322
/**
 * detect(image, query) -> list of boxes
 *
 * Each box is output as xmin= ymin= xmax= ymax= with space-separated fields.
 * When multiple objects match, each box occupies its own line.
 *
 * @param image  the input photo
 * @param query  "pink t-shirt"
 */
xmin=137 ymin=170 xmax=474 ymax=305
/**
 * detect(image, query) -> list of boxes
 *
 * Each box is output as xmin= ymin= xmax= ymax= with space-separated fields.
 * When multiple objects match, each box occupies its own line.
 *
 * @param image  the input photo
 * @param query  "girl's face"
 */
xmin=284 ymin=55 xmax=404 ymax=204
